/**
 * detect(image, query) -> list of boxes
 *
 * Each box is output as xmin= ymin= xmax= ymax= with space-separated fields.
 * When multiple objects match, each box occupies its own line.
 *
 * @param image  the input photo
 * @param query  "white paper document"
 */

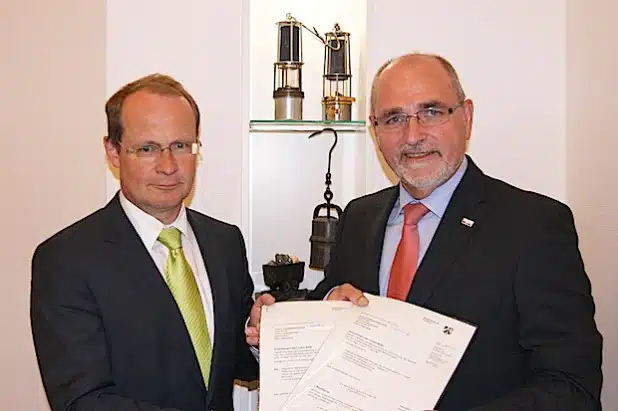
xmin=260 ymin=294 xmax=476 ymax=411
xmin=259 ymin=300 xmax=356 ymax=411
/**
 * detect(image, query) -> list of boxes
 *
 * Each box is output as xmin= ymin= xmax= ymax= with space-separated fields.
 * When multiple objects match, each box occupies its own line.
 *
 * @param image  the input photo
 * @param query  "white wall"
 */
xmin=249 ymin=127 xmax=367 ymax=291
xmin=365 ymin=0 xmax=567 ymax=201
xmin=566 ymin=1 xmax=618 ymax=408
xmin=3 ymin=1 xmax=616 ymax=409
xmin=105 ymin=0 xmax=248 ymax=228
xmin=0 ymin=1 xmax=106 ymax=409
xmin=249 ymin=0 xmax=367 ymax=121
xmin=104 ymin=1 xmax=259 ymax=407
xmin=248 ymin=0 xmax=367 ymax=291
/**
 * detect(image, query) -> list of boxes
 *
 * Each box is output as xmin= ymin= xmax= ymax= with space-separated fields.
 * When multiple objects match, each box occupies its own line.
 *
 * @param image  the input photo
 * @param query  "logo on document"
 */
xmin=443 ymin=326 xmax=454 ymax=335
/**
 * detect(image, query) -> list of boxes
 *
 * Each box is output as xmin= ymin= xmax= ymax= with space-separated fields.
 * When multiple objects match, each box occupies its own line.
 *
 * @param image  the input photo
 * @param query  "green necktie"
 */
xmin=158 ymin=227 xmax=212 ymax=387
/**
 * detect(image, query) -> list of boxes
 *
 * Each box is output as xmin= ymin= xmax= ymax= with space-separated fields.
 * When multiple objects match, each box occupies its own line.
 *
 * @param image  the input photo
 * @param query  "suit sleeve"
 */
xmin=232 ymin=227 xmax=259 ymax=382
xmin=471 ymin=202 xmax=603 ymax=411
xmin=30 ymin=243 xmax=182 ymax=411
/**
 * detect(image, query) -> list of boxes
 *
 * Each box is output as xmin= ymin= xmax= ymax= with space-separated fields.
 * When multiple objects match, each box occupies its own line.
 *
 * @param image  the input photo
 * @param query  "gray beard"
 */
xmin=395 ymin=160 xmax=456 ymax=193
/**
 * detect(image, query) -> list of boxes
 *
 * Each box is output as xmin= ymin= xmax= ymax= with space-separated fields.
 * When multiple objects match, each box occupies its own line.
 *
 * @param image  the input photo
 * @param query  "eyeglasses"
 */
xmin=120 ymin=140 xmax=201 ymax=160
xmin=371 ymin=101 xmax=465 ymax=133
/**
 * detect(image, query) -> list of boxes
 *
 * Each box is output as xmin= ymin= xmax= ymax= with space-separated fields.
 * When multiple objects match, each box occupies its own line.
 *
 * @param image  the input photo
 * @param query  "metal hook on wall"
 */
xmin=308 ymin=127 xmax=342 ymax=271
xmin=308 ymin=127 xmax=338 ymax=214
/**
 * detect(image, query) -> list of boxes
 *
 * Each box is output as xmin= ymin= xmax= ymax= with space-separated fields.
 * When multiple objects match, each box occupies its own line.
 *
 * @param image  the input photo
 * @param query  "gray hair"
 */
xmin=369 ymin=53 xmax=466 ymax=114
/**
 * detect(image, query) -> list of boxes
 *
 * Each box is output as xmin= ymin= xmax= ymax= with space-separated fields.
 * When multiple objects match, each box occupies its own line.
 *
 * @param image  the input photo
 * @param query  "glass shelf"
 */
xmin=249 ymin=119 xmax=366 ymax=133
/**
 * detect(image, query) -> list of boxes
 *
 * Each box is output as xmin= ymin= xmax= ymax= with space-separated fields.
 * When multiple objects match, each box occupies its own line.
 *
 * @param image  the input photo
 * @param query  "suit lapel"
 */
xmin=101 ymin=195 xmax=207 ymax=399
xmin=186 ymin=211 xmax=230 ymax=406
xmin=363 ymin=186 xmax=399 ymax=294
xmin=408 ymin=158 xmax=488 ymax=305
xmin=106 ymin=199 xmax=230 ymax=405
xmin=102 ymin=194 xmax=175 ymax=307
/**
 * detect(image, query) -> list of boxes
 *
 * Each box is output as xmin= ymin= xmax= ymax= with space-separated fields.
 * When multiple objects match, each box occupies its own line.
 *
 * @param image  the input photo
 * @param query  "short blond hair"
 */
xmin=105 ymin=73 xmax=200 ymax=146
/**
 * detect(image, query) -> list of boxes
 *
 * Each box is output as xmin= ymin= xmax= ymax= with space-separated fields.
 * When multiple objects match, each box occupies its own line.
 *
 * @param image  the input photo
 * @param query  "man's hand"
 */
xmin=245 ymin=293 xmax=276 ymax=347
xmin=326 ymin=283 xmax=369 ymax=306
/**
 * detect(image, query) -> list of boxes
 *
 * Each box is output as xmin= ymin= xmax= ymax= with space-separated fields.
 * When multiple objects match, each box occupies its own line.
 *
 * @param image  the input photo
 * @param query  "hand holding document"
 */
xmin=260 ymin=294 xmax=476 ymax=411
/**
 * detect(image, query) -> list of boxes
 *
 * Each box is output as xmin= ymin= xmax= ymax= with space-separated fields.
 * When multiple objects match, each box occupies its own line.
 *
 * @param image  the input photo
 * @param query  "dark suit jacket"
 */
xmin=309 ymin=157 xmax=602 ymax=411
xmin=31 ymin=193 xmax=257 ymax=411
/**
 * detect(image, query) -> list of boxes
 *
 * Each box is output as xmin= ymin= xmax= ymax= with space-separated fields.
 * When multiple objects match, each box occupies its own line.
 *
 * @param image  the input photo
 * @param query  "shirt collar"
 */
xmin=118 ymin=190 xmax=189 ymax=250
xmin=395 ymin=156 xmax=468 ymax=219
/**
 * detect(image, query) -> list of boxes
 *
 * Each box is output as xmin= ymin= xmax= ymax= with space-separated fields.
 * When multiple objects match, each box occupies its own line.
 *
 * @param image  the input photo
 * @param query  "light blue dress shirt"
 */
xmin=378 ymin=157 xmax=469 ymax=296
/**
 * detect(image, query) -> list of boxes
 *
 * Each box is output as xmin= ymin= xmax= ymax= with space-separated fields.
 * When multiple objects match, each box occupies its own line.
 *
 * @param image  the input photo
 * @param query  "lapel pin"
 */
xmin=461 ymin=217 xmax=475 ymax=227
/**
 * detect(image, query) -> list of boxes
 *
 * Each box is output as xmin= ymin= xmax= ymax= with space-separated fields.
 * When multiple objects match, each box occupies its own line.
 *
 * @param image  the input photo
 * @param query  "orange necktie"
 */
xmin=387 ymin=203 xmax=429 ymax=300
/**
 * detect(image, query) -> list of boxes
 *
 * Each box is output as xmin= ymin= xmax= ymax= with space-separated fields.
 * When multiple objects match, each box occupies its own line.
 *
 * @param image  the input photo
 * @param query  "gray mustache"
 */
xmin=398 ymin=143 xmax=438 ymax=156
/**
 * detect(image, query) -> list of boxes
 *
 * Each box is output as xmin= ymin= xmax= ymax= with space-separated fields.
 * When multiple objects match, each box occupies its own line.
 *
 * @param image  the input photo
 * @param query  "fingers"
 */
xmin=260 ymin=293 xmax=276 ymax=306
xmin=246 ymin=293 xmax=277 ymax=347
xmin=245 ymin=326 xmax=260 ymax=346
xmin=248 ymin=293 xmax=276 ymax=328
xmin=327 ymin=283 xmax=369 ymax=306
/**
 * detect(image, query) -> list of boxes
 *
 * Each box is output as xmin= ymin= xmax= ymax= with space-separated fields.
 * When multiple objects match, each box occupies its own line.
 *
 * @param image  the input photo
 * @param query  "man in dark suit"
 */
xmin=311 ymin=53 xmax=604 ymax=410
xmin=247 ymin=53 xmax=603 ymax=410
xmin=31 ymin=74 xmax=257 ymax=411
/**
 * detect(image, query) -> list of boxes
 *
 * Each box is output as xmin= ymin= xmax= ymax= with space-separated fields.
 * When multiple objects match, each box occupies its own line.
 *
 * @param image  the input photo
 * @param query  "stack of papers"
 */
xmin=259 ymin=294 xmax=476 ymax=411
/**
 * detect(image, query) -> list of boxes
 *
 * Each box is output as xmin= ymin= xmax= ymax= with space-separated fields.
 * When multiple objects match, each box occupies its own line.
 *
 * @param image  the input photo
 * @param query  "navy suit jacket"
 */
xmin=309 ymin=157 xmax=602 ymax=411
xmin=31 ymin=194 xmax=257 ymax=411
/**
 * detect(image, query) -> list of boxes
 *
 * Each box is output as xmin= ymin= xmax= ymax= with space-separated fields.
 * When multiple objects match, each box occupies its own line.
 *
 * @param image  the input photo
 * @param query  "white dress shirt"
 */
xmin=119 ymin=191 xmax=215 ymax=342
